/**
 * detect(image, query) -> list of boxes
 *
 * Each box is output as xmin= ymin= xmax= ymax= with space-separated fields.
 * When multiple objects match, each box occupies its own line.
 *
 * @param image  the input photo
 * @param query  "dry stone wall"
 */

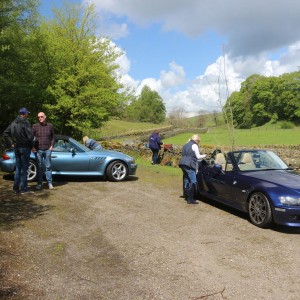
xmin=103 ymin=140 xmax=300 ymax=170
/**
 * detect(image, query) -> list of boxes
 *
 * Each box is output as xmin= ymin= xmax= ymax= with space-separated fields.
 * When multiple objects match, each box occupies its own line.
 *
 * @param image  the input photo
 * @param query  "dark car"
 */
xmin=196 ymin=150 xmax=300 ymax=228
xmin=0 ymin=135 xmax=137 ymax=182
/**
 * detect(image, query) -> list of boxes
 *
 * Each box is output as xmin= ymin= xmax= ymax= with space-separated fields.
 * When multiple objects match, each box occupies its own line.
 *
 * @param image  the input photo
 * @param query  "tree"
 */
xmin=225 ymin=71 xmax=300 ymax=128
xmin=0 ymin=0 xmax=40 ymax=131
xmin=125 ymin=86 xmax=166 ymax=124
xmin=167 ymin=107 xmax=185 ymax=127
xmin=35 ymin=2 xmax=126 ymax=138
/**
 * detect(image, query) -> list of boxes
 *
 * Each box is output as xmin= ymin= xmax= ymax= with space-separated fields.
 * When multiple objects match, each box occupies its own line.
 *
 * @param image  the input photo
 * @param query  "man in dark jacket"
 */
xmin=179 ymin=134 xmax=206 ymax=204
xmin=3 ymin=108 xmax=34 ymax=194
xmin=148 ymin=130 xmax=163 ymax=165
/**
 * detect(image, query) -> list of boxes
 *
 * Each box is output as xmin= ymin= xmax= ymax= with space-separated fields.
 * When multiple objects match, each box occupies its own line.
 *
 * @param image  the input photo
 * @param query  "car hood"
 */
xmin=90 ymin=149 xmax=134 ymax=160
xmin=247 ymin=170 xmax=300 ymax=192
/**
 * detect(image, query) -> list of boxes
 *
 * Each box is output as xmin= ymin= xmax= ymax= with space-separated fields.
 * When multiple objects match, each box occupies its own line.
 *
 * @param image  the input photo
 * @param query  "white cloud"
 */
xmin=89 ymin=0 xmax=300 ymax=116
xmin=91 ymin=0 xmax=300 ymax=58
xmin=120 ymin=41 xmax=300 ymax=117
xmin=160 ymin=61 xmax=186 ymax=88
xmin=100 ymin=22 xmax=129 ymax=39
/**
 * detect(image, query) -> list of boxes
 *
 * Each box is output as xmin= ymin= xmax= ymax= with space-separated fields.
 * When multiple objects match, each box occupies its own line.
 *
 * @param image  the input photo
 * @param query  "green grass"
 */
xmin=135 ymin=156 xmax=182 ymax=176
xmin=163 ymin=126 xmax=300 ymax=146
xmin=92 ymin=119 xmax=171 ymax=139
xmin=89 ymin=119 xmax=300 ymax=147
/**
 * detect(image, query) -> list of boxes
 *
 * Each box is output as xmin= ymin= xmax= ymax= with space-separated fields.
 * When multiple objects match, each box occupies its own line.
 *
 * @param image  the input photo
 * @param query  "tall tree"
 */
xmin=36 ymin=2 xmax=126 ymax=137
xmin=125 ymin=85 xmax=166 ymax=124
xmin=226 ymin=71 xmax=300 ymax=128
xmin=0 ymin=0 xmax=39 ymax=131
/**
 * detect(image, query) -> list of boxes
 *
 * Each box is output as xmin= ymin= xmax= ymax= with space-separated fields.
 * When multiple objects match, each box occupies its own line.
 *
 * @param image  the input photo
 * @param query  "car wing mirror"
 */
xmin=70 ymin=147 xmax=76 ymax=155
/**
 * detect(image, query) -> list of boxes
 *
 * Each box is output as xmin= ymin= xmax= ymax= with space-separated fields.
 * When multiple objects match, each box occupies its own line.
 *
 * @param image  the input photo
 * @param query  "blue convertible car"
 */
xmin=197 ymin=150 xmax=300 ymax=228
xmin=0 ymin=135 xmax=137 ymax=182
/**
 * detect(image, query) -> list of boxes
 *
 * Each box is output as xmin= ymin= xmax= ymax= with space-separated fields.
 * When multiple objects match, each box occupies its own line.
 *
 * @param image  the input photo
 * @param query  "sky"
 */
xmin=39 ymin=0 xmax=300 ymax=117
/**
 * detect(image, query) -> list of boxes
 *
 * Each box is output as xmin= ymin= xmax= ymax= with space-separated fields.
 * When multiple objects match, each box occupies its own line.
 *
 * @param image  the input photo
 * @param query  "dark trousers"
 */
xmin=13 ymin=147 xmax=31 ymax=192
xmin=181 ymin=167 xmax=197 ymax=202
xmin=151 ymin=149 xmax=159 ymax=164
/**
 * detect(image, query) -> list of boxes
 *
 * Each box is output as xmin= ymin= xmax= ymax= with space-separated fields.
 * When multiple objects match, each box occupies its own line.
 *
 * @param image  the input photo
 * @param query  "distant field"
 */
xmin=93 ymin=119 xmax=170 ymax=139
xmin=93 ymin=119 xmax=300 ymax=147
xmin=163 ymin=127 xmax=300 ymax=146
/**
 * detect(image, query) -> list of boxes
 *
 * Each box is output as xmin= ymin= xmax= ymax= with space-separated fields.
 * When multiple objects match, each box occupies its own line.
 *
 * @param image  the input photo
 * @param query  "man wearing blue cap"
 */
xmin=3 ymin=108 xmax=34 ymax=194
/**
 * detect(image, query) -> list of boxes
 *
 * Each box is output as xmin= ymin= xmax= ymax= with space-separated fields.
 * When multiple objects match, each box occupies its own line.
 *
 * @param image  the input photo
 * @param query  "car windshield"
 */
xmin=53 ymin=137 xmax=91 ymax=153
xmin=233 ymin=150 xmax=288 ymax=171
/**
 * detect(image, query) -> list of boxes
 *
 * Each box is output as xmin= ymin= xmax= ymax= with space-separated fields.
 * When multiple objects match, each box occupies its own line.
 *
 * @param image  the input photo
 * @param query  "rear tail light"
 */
xmin=2 ymin=153 xmax=11 ymax=160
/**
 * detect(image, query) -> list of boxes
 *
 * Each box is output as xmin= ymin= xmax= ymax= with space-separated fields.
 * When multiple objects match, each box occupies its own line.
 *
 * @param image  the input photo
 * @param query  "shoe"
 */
xmin=48 ymin=183 xmax=54 ymax=189
xmin=187 ymin=200 xmax=198 ymax=204
xmin=36 ymin=184 xmax=42 ymax=190
xmin=20 ymin=190 xmax=35 ymax=195
xmin=13 ymin=189 xmax=19 ymax=194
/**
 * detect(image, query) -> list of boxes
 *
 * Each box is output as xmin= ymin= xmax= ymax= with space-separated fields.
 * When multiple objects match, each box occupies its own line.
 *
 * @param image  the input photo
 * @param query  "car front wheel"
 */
xmin=248 ymin=192 xmax=273 ymax=228
xmin=106 ymin=160 xmax=128 ymax=182
xmin=27 ymin=160 xmax=37 ymax=182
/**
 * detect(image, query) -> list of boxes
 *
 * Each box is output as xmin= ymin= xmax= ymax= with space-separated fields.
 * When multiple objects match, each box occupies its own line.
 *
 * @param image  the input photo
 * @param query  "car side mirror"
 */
xmin=70 ymin=147 xmax=76 ymax=155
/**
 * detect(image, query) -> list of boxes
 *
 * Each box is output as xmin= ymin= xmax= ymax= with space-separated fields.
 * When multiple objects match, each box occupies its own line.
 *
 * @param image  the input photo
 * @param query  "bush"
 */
xmin=279 ymin=121 xmax=294 ymax=129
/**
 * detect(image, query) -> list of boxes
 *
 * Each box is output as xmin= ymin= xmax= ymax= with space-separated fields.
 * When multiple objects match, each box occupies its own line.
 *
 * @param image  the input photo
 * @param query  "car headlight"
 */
xmin=279 ymin=196 xmax=300 ymax=205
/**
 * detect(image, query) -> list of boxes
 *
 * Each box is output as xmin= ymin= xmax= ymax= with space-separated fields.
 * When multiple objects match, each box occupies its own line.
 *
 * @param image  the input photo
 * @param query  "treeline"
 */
xmin=0 ymin=0 xmax=166 ymax=139
xmin=226 ymin=72 xmax=300 ymax=128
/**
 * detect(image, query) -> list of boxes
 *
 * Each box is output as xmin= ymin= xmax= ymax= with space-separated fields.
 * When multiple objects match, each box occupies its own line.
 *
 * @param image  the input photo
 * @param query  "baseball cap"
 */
xmin=19 ymin=108 xmax=30 ymax=114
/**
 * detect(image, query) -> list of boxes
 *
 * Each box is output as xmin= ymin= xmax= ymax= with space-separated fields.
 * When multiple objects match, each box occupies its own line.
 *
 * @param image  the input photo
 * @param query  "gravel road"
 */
xmin=0 ymin=165 xmax=299 ymax=300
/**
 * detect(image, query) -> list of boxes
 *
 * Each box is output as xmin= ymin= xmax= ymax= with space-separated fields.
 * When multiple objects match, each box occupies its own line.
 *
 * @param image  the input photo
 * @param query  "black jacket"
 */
xmin=3 ymin=116 xmax=33 ymax=148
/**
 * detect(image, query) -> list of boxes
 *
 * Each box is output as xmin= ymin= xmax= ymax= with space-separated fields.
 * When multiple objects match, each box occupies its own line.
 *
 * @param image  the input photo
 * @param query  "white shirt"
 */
xmin=192 ymin=143 xmax=206 ymax=160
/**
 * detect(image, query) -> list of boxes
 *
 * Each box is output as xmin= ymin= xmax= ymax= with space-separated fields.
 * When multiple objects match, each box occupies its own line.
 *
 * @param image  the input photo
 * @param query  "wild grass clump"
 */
xmin=279 ymin=121 xmax=295 ymax=129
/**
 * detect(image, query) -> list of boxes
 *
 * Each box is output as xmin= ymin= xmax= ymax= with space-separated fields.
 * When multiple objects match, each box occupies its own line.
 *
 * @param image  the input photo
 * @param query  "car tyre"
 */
xmin=248 ymin=192 xmax=273 ymax=228
xmin=27 ymin=160 xmax=37 ymax=182
xmin=106 ymin=160 xmax=128 ymax=182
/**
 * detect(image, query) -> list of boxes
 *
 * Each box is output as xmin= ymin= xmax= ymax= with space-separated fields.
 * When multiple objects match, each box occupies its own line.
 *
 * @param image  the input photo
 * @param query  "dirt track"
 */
xmin=0 ymin=165 xmax=299 ymax=300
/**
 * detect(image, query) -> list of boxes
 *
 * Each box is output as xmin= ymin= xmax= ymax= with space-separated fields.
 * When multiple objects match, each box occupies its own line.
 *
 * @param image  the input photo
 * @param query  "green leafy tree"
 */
xmin=36 ymin=2 xmax=126 ymax=138
xmin=0 ymin=0 xmax=39 ymax=130
xmin=225 ymin=71 xmax=300 ymax=128
xmin=252 ymin=103 xmax=269 ymax=126
xmin=125 ymin=86 xmax=166 ymax=123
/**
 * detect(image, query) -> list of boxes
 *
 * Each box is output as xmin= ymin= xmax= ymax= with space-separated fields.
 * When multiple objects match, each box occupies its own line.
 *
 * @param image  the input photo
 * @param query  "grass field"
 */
xmin=93 ymin=119 xmax=171 ymax=139
xmin=163 ymin=126 xmax=300 ymax=146
xmin=94 ymin=119 xmax=300 ymax=147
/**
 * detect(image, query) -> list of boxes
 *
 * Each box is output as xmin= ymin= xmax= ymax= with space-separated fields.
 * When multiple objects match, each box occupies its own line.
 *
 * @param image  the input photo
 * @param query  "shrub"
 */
xmin=279 ymin=121 xmax=294 ymax=129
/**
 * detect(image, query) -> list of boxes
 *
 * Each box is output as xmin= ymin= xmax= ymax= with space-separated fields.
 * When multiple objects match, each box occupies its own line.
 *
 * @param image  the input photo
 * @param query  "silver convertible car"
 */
xmin=0 ymin=135 xmax=137 ymax=182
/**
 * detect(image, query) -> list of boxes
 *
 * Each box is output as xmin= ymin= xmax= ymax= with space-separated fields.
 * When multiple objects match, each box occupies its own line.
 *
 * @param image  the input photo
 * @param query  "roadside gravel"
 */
xmin=0 ymin=165 xmax=299 ymax=300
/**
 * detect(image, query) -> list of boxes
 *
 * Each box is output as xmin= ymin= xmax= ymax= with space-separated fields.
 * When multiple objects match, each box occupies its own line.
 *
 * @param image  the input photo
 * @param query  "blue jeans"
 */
xmin=14 ymin=147 xmax=31 ymax=192
xmin=36 ymin=149 xmax=52 ymax=185
xmin=181 ymin=167 xmax=197 ymax=184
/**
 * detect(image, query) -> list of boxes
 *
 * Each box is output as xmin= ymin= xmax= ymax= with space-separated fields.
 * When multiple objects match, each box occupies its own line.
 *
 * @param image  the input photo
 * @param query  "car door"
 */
xmin=209 ymin=165 xmax=247 ymax=211
xmin=51 ymin=139 xmax=90 ymax=173
xmin=209 ymin=170 xmax=235 ymax=203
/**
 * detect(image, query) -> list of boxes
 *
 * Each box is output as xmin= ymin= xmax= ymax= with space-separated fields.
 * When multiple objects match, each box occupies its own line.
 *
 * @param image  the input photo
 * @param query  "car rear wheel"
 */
xmin=248 ymin=192 xmax=273 ymax=228
xmin=27 ymin=160 xmax=37 ymax=182
xmin=106 ymin=160 xmax=128 ymax=182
